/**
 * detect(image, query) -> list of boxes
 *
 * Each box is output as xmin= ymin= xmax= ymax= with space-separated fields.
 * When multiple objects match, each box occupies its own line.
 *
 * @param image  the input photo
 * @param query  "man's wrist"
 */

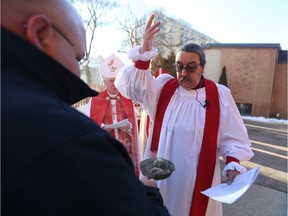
xmin=134 ymin=60 xmax=151 ymax=70
xmin=226 ymin=156 xmax=239 ymax=165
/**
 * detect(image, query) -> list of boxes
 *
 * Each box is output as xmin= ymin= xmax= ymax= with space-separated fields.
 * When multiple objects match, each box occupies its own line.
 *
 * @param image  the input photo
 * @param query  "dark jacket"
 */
xmin=1 ymin=27 xmax=170 ymax=216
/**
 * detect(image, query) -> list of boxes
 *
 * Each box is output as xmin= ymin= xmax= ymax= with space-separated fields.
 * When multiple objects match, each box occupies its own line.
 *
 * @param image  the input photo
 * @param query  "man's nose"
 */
xmin=181 ymin=68 xmax=189 ymax=76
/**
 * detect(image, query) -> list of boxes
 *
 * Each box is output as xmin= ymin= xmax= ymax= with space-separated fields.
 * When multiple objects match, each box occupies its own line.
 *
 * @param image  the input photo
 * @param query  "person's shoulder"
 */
xmin=155 ymin=74 xmax=175 ymax=88
xmin=155 ymin=73 xmax=174 ymax=80
xmin=91 ymin=91 xmax=109 ymax=101
xmin=214 ymin=83 xmax=236 ymax=106
xmin=215 ymin=83 xmax=231 ymax=94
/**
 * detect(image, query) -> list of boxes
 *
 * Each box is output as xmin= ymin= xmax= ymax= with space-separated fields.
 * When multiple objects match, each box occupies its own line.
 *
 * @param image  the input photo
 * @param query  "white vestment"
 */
xmin=114 ymin=47 xmax=254 ymax=216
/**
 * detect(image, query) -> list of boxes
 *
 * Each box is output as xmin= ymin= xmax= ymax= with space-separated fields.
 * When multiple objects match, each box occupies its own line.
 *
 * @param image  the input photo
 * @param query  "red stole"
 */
xmin=150 ymin=78 xmax=220 ymax=216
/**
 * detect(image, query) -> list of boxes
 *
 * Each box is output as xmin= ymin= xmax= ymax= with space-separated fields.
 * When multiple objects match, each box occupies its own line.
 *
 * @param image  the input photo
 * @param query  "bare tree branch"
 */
xmin=71 ymin=0 xmax=118 ymax=84
xmin=73 ymin=0 xmax=118 ymax=60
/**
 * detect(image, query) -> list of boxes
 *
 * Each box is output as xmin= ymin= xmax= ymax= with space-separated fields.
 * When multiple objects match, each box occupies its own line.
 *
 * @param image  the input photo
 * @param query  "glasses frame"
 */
xmin=23 ymin=24 xmax=75 ymax=47
xmin=175 ymin=63 xmax=201 ymax=74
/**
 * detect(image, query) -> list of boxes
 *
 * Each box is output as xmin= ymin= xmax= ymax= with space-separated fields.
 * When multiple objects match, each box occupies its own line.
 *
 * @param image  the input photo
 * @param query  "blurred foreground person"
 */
xmin=78 ymin=54 xmax=142 ymax=175
xmin=1 ymin=1 xmax=170 ymax=215
xmin=115 ymin=14 xmax=254 ymax=216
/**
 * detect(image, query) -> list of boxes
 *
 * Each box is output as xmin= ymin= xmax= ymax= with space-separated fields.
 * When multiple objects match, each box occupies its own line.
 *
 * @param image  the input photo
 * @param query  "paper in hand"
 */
xmin=201 ymin=166 xmax=260 ymax=204
xmin=103 ymin=119 xmax=128 ymax=129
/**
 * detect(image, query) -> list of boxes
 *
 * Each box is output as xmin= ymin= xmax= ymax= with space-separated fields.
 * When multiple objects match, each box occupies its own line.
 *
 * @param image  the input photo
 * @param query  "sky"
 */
xmin=90 ymin=0 xmax=288 ymax=59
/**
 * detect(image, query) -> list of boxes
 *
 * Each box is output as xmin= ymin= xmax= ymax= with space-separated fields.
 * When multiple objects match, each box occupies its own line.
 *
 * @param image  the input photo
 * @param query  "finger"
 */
xmin=145 ymin=26 xmax=160 ymax=40
xmin=149 ymin=21 xmax=161 ymax=32
xmin=227 ymin=175 xmax=235 ymax=185
xmin=140 ymin=175 xmax=157 ymax=187
xmin=145 ymin=14 xmax=155 ymax=31
xmin=145 ymin=21 xmax=160 ymax=36
xmin=226 ymin=170 xmax=240 ymax=185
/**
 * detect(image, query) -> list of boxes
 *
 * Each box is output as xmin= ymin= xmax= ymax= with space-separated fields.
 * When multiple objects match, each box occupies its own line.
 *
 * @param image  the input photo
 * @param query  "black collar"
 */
xmin=1 ymin=27 xmax=98 ymax=105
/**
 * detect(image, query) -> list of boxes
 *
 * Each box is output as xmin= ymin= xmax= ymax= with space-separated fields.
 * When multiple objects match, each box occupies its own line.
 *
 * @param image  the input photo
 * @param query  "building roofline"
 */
xmin=202 ymin=43 xmax=282 ymax=50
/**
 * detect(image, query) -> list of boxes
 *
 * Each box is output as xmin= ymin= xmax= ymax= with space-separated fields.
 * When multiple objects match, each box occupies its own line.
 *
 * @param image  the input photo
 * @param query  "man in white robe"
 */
xmin=115 ymin=15 xmax=254 ymax=216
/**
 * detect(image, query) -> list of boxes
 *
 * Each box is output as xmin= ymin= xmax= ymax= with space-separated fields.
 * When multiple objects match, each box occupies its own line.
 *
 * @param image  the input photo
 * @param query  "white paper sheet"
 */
xmin=201 ymin=166 xmax=261 ymax=204
xmin=102 ymin=118 xmax=128 ymax=129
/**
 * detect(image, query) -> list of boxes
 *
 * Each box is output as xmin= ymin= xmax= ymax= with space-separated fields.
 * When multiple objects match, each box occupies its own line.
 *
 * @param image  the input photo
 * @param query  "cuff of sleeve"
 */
xmin=134 ymin=60 xmax=151 ymax=70
xmin=226 ymin=156 xmax=239 ymax=165
xmin=144 ymin=185 xmax=170 ymax=214
xmin=127 ymin=46 xmax=158 ymax=61
xmin=145 ymin=186 xmax=163 ymax=203
xmin=222 ymin=162 xmax=247 ymax=177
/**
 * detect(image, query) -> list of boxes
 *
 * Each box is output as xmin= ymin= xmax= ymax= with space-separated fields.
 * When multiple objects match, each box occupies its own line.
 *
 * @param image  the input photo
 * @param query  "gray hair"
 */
xmin=177 ymin=43 xmax=206 ymax=66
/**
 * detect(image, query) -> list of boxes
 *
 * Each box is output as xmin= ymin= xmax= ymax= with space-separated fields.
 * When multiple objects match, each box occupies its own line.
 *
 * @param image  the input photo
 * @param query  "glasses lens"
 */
xmin=176 ymin=64 xmax=198 ymax=73
xmin=176 ymin=65 xmax=183 ymax=72
xmin=185 ymin=65 xmax=196 ymax=73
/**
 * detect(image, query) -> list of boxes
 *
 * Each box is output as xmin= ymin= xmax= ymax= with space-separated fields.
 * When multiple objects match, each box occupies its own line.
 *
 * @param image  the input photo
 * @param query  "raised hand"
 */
xmin=140 ymin=14 xmax=161 ymax=54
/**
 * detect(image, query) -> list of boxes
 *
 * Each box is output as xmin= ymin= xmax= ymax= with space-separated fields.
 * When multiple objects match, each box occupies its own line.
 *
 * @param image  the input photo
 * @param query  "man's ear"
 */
xmin=25 ymin=15 xmax=52 ymax=49
xmin=202 ymin=64 xmax=206 ymax=72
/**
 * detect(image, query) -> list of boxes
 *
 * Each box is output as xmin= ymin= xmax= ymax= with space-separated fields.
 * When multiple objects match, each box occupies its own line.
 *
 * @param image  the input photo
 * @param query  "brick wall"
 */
xmin=271 ymin=63 xmax=287 ymax=119
xmin=204 ymin=45 xmax=287 ymax=119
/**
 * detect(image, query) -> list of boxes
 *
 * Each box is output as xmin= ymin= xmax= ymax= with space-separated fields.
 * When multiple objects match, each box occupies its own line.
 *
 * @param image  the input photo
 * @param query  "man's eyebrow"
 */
xmin=176 ymin=61 xmax=197 ymax=64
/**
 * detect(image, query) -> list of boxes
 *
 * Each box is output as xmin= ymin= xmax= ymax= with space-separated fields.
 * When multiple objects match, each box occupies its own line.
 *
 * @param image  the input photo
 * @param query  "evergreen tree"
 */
xmin=151 ymin=50 xmax=176 ymax=77
xmin=166 ymin=50 xmax=176 ymax=77
xmin=218 ymin=66 xmax=228 ymax=87
xmin=151 ymin=53 xmax=164 ymax=75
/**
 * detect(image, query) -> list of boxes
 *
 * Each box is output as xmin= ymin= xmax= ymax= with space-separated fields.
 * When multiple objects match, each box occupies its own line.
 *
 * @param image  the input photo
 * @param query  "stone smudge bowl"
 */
xmin=140 ymin=158 xmax=175 ymax=180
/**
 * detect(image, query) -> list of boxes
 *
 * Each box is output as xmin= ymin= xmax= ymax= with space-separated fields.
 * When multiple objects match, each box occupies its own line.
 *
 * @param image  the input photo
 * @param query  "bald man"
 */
xmin=1 ymin=1 xmax=170 ymax=215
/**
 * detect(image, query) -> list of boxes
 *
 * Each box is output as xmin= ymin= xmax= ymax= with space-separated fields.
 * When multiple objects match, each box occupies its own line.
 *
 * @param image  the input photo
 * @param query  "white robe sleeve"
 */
xmin=115 ymin=47 xmax=173 ymax=119
xmin=217 ymin=84 xmax=254 ymax=161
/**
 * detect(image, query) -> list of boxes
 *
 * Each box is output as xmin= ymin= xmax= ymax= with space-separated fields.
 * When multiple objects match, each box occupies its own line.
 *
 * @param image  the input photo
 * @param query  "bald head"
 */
xmin=2 ymin=0 xmax=86 ymax=77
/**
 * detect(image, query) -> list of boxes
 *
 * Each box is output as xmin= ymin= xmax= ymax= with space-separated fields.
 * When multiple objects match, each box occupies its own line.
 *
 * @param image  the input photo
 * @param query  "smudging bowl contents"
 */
xmin=140 ymin=158 xmax=175 ymax=180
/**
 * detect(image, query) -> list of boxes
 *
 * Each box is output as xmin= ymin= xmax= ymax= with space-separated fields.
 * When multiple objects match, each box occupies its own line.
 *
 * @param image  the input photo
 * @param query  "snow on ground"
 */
xmin=242 ymin=116 xmax=288 ymax=125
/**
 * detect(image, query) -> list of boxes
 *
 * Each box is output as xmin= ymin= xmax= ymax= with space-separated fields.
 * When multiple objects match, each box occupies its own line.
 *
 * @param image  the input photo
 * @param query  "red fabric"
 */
xmin=150 ymin=78 xmax=220 ymax=216
xmin=226 ymin=156 xmax=240 ymax=164
xmin=134 ymin=60 xmax=151 ymax=70
xmin=90 ymin=91 xmax=136 ymax=131
xmin=192 ymin=76 xmax=205 ymax=89
xmin=190 ymin=79 xmax=220 ymax=216
xmin=90 ymin=92 xmax=109 ymax=125
xmin=90 ymin=90 xmax=140 ymax=176
xmin=150 ymin=78 xmax=179 ymax=153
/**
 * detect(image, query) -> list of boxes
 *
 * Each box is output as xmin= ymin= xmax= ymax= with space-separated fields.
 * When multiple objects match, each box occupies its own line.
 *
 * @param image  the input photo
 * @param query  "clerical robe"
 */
xmin=78 ymin=90 xmax=141 ymax=175
xmin=115 ymin=60 xmax=254 ymax=215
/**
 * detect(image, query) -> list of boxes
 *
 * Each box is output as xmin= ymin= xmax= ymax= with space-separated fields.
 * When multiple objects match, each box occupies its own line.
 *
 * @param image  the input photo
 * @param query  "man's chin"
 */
xmin=180 ymin=80 xmax=191 ymax=87
xmin=180 ymin=83 xmax=191 ymax=90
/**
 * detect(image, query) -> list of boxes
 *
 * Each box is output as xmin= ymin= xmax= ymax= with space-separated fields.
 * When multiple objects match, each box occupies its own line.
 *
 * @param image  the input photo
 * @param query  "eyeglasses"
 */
xmin=175 ymin=63 xmax=200 ymax=74
xmin=23 ymin=24 xmax=75 ymax=47
xmin=51 ymin=25 xmax=75 ymax=47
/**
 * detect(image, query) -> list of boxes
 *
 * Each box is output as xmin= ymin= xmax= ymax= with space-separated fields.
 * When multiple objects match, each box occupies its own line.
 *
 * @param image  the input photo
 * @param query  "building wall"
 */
xmin=224 ymin=48 xmax=277 ymax=117
xmin=204 ymin=49 xmax=222 ymax=82
xmin=271 ymin=63 xmax=287 ymax=119
xmin=204 ymin=46 xmax=286 ymax=118
xmin=152 ymin=12 xmax=218 ymax=57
